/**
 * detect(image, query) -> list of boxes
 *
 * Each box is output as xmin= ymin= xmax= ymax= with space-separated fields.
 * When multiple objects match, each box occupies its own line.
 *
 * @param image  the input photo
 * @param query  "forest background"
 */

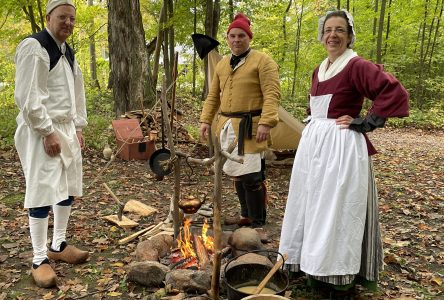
xmin=0 ymin=0 xmax=443 ymax=151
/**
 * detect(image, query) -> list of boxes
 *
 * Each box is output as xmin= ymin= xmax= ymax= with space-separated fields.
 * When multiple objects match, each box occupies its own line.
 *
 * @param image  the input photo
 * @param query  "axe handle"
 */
xmin=103 ymin=183 xmax=123 ymax=206
xmin=103 ymin=183 xmax=125 ymax=220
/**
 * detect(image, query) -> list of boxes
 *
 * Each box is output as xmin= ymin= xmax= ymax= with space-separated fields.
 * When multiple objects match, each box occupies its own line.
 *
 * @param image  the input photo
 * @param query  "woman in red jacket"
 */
xmin=279 ymin=9 xmax=409 ymax=297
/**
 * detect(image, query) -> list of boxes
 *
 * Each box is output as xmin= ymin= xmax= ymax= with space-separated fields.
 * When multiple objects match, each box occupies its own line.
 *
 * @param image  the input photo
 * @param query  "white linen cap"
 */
xmin=46 ymin=0 xmax=75 ymax=15
xmin=317 ymin=9 xmax=356 ymax=48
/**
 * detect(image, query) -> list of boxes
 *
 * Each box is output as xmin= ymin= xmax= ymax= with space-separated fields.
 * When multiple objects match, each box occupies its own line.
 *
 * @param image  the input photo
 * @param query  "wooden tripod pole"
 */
xmin=210 ymin=135 xmax=222 ymax=300
xmin=161 ymin=79 xmax=180 ymax=239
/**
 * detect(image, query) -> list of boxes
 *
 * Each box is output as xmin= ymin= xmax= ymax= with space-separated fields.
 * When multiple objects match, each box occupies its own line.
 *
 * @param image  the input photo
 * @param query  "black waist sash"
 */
xmin=220 ymin=109 xmax=262 ymax=155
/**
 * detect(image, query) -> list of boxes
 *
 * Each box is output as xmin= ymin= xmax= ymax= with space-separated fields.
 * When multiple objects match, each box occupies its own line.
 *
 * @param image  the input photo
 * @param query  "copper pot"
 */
xmin=178 ymin=195 xmax=206 ymax=214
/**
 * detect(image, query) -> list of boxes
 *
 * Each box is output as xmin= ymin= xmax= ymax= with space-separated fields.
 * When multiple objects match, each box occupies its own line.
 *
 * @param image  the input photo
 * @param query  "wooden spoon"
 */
xmin=253 ymin=253 xmax=288 ymax=295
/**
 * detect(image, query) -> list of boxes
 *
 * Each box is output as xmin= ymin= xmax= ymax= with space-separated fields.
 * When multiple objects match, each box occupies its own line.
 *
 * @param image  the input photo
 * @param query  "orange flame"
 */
xmin=177 ymin=218 xmax=214 ymax=259
xmin=201 ymin=219 xmax=214 ymax=251
xmin=177 ymin=218 xmax=196 ymax=258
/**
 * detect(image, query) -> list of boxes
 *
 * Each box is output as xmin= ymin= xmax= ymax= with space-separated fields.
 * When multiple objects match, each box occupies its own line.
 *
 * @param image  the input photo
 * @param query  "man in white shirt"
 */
xmin=14 ymin=0 xmax=88 ymax=288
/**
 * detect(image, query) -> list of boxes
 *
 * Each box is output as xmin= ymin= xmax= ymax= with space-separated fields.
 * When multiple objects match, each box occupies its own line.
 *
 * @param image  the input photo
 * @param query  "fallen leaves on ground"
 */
xmin=0 ymin=127 xmax=443 ymax=299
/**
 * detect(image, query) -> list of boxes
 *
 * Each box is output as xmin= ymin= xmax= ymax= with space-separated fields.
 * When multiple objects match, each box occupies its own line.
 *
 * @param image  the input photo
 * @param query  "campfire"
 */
xmin=170 ymin=218 xmax=214 ymax=269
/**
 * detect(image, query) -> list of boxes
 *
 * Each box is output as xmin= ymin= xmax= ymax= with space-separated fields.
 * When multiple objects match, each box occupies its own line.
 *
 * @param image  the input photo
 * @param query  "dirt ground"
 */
xmin=0 ymin=126 xmax=443 ymax=300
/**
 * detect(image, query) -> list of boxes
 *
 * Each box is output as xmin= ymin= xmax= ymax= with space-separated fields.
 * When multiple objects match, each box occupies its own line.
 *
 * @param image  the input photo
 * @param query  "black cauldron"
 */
xmin=223 ymin=251 xmax=288 ymax=300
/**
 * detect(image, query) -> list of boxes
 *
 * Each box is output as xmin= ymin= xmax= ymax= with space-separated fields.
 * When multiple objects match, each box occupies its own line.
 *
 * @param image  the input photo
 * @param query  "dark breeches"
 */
xmin=28 ymin=196 xmax=74 ymax=218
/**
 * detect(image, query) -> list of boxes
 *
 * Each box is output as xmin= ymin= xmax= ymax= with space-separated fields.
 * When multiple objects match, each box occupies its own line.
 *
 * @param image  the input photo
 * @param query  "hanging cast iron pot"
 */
xmin=149 ymin=106 xmax=173 ymax=177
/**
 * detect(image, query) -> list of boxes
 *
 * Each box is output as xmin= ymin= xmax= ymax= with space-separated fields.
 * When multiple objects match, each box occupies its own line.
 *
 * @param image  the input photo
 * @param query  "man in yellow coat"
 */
xmin=199 ymin=13 xmax=281 ymax=232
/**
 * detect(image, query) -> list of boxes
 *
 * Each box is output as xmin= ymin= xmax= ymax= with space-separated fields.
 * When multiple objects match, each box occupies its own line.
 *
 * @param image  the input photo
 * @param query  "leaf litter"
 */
xmin=0 ymin=126 xmax=442 ymax=299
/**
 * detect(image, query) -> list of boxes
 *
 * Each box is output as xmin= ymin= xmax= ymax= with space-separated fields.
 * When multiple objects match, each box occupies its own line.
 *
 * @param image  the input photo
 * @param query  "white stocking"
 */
xmin=29 ymin=216 xmax=49 ymax=265
xmin=51 ymin=204 xmax=72 ymax=251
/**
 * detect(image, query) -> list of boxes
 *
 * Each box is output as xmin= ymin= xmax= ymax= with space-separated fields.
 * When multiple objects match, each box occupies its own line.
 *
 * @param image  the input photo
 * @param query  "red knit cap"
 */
xmin=227 ymin=13 xmax=253 ymax=38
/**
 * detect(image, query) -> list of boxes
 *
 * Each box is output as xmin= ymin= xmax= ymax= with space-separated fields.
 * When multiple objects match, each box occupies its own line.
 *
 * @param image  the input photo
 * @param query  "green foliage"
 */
xmin=184 ymin=124 xmax=199 ymax=140
xmin=0 ymin=86 xmax=18 ymax=149
xmin=388 ymin=106 xmax=444 ymax=129
xmin=83 ymin=88 xmax=115 ymax=150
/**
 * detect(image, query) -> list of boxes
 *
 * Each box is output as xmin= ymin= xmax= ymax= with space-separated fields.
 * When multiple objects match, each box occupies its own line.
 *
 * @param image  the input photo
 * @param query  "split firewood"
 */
xmin=118 ymin=224 xmax=156 ymax=245
xmin=193 ymin=235 xmax=209 ymax=268
xmin=141 ymin=222 xmax=165 ymax=237
xmin=102 ymin=215 xmax=139 ymax=230
xmin=123 ymin=200 xmax=157 ymax=217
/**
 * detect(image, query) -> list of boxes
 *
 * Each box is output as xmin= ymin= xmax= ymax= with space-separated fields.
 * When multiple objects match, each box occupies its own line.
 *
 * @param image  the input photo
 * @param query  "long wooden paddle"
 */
xmin=253 ymin=253 xmax=288 ymax=295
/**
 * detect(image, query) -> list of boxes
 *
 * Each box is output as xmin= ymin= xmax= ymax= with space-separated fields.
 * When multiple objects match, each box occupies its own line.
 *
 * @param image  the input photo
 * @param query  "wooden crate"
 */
xmin=112 ymin=119 xmax=156 ymax=161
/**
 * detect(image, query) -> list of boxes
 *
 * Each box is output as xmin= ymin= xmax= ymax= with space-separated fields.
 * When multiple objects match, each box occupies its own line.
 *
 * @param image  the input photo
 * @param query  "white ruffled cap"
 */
xmin=317 ymin=9 xmax=356 ymax=47
xmin=46 ymin=0 xmax=75 ymax=15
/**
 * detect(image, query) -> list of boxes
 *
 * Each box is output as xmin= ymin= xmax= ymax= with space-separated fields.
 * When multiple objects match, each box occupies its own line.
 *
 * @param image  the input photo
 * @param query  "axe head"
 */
xmin=117 ymin=203 xmax=125 ymax=221
xmin=191 ymin=33 xmax=220 ymax=59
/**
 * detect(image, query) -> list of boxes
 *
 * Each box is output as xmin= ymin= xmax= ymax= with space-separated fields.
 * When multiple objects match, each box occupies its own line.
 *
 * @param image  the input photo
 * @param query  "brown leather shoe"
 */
xmin=224 ymin=215 xmax=251 ymax=226
xmin=31 ymin=259 xmax=57 ymax=288
xmin=48 ymin=242 xmax=89 ymax=264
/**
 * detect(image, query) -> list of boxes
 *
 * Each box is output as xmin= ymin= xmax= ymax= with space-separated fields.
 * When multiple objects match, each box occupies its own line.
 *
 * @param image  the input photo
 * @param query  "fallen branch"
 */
xmin=118 ymin=224 xmax=156 ymax=245
xmin=141 ymin=222 xmax=165 ymax=237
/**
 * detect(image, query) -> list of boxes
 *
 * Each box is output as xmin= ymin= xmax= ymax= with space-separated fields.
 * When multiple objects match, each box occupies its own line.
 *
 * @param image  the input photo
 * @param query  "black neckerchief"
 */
xmin=230 ymin=48 xmax=251 ymax=69
xmin=30 ymin=29 xmax=75 ymax=71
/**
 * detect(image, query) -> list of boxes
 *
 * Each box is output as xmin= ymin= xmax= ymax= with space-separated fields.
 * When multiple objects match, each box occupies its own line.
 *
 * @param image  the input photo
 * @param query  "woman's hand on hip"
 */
xmin=336 ymin=115 xmax=354 ymax=129
xmin=256 ymin=124 xmax=271 ymax=143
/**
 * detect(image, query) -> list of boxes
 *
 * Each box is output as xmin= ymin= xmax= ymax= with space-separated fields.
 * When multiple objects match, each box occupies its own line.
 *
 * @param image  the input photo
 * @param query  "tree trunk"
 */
xmin=167 ymin=0 xmax=175 ymax=67
xmin=337 ymin=0 xmax=341 ymax=9
xmin=383 ymin=0 xmax=392 ymax=57
xmin=202 ymin=0 xmax=220 ymax=100
xmin=370 ymin=0 xmax=379 ymax=60
xmin=36 ymin=0 xmax=45 ymax=29
xmin=23 ymin=5 xmax=41 ymax=34
xmin=228 ymin=0 xmax=234 ymax=22
xmin=152 ymin=4 xmax=167 ymax=92
xmin=376 ymin=0 xmax=387 ymax=64
xmin=424 ymin=0 xmax=440 ymax=61
xmin=291 ymin=0 xmax=304 ymax=98
xmin=428 ymin=0 xmax=444 ymax=67
xmin=415 ymin=0 xmax=431 ymax=108
xmin=281 ymin=0 xmax=293 ymax=66
xmin=108 ymin=0 xmax=154 ymax=117
xmin=212 ymin=0 xmax=220 ymax=38
xmin=164 ymin=0 xmax=175 ymax=97
xmin=192 ymin=0 xmax=197 ymax=97
xmin=88 ymin=0 xmax=100 ymax=89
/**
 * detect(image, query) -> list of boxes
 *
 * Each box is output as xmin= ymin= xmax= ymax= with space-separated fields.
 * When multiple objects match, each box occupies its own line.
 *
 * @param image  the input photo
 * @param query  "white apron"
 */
xmin=14 ymin=40 xmax=83 ymax=208
xmin=279 ymin=94 xmax=369 ymax=276
xmin=220 ymin=119 xmax=261 ymax=176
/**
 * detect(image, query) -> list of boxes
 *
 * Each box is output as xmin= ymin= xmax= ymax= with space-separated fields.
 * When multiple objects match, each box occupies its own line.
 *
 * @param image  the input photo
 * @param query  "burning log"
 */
xmin=193 ymin=235 xmax=209 ymax=268
xmin=169 ymin=256 xmax=196 ymax=270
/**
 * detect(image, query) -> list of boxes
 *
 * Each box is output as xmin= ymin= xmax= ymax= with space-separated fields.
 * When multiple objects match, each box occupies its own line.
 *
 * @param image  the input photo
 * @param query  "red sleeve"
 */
xmin=351 ymin=58 xmax=409 ymax=118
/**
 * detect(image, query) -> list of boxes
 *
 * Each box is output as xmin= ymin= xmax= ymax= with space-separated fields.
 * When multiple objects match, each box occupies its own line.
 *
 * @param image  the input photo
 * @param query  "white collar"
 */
xmin=318 ymin=48 xmax=357 ymax=82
